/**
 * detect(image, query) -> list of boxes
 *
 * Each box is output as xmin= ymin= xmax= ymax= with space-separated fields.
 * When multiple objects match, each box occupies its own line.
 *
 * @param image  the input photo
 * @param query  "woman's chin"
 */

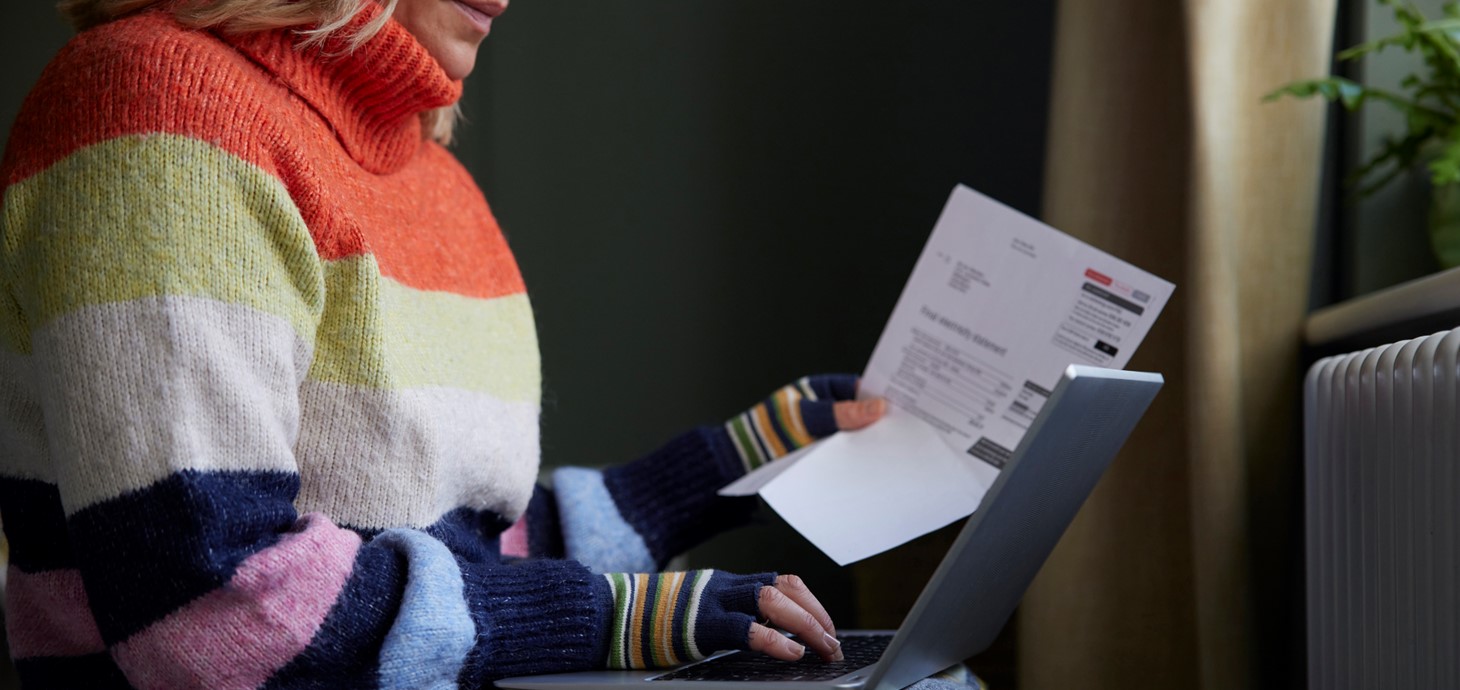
xmin=435 ymin=46 xmax=479 ymax=81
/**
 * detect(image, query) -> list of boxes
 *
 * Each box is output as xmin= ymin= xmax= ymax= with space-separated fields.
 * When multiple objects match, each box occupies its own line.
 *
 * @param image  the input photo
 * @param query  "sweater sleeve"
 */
xmin=513 ymin=376 xmax=854 ymax=572
xmin=512 ymin=427 xmax=756 ymax=573
xmin=0 ymin=133 xmax=612 ymax=688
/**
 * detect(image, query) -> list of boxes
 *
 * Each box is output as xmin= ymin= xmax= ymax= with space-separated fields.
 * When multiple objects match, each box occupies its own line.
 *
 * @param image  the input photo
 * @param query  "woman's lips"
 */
xmin=452 ymin=0 xmax=502 ymax=33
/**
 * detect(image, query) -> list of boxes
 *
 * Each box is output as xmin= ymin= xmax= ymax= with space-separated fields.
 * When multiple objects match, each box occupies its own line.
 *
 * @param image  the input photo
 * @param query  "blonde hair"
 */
xmin=57 ymin=0 xmax=459 ymax=143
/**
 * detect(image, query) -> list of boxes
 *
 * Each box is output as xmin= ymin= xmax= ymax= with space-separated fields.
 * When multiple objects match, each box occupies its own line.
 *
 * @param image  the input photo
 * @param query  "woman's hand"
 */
xmin=726 ymin=375 xmax=888 ymax=471
xmin=747 ymin=574 xmax=845 ymax=662
xmin=833 ymin=396 xmax=887 ymax=432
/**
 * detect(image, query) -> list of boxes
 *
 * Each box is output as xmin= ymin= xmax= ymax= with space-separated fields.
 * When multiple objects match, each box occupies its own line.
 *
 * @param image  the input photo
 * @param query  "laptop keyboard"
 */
xmin=651 ymin=634 xmax=892 ymax=683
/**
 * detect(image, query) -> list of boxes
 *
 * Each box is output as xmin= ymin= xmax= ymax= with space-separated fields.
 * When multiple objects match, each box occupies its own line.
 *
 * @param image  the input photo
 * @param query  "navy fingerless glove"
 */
xmin=602 ymin=570 xmax=776 ymax=669
xmin=724 ymin=374 xmax=859 ymax=471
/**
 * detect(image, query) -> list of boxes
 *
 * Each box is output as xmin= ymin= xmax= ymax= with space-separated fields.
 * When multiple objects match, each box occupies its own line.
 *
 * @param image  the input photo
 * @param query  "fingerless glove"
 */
xmin=602 ymin=570 xmax=775 ymax=669
xmin=724 ymin=374 xmax=858 ymax=471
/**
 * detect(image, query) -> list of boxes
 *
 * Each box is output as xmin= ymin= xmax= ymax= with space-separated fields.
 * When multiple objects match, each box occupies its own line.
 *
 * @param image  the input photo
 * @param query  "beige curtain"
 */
xmin=1018 ymin=1 xmax=1337 ymax=689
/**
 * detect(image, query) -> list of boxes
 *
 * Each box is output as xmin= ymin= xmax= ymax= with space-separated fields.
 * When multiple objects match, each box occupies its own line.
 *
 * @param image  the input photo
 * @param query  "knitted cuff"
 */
xmin=456 ymin=559 xmax=612 ymax=683
xmin=601 ymin=429 xmax=757 ymax=564
xmin=602 ymin=570 xmax=776 ymax=669
xmin=724 ymin=374 xmax=859 ymax=471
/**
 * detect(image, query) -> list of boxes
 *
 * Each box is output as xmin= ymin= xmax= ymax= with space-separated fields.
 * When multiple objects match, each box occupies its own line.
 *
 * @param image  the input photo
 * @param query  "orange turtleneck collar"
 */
xmin=222 ymin=4 xmax=463 ymax=173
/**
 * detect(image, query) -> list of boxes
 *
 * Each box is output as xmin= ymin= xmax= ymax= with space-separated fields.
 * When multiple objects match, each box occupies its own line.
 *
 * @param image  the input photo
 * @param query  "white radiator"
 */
xmin=1304 ymin=328 xmax=1460 ymax=690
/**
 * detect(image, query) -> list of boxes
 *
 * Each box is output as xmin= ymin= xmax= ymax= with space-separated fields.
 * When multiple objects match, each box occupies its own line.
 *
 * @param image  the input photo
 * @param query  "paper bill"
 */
xmin=720 ymin=185 xmax=1174 ymax=564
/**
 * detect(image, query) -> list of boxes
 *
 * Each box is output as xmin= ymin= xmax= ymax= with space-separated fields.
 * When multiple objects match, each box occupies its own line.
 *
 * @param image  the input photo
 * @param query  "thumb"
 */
xmin=831 ymin=398 xmax=888 ymax=431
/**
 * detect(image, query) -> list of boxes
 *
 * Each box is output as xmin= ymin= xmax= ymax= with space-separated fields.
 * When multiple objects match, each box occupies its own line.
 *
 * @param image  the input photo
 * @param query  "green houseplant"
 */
xmin=1268 ymin=0 xmax=1460 ymax=268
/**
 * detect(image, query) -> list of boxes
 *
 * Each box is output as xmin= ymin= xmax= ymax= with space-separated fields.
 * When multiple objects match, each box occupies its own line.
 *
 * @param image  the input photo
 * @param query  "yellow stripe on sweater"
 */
xmin=0 ymin=134 xmax=541 ymax=404
xmin=0 ymin=134 xmax=322 ymax=353
xmin=309 ymin=257 xmax=540 ymax=403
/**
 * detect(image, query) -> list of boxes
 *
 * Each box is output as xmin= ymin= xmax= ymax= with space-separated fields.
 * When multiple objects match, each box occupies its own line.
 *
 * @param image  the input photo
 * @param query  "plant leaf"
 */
xmin=1351 ymin=129 xmax=1435 ymax=195
xmin=1263 ymin=77 xmax=1454 ymax=132
xmin=1337 ymin=32 xmax=1415 ymax=61
xmin=1263 ymin=77 xmax=1366 ymax=109
xmin=1429 ymin=126 xmax=1460 ymax=185
xmin=1270 ymin=0 xmax=1460 ymax=195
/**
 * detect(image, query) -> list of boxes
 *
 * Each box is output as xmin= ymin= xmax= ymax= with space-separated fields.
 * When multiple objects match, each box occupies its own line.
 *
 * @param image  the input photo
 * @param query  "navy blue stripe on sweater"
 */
xmin=14 ymin=652 xmax=133 ymax=690
xmin=259 ymin=543 xmax=404 ymax=690
xmin=425 ymin=506 xmax=514 ymax=565
xmin=65 ymin=469 xmax=296 ymax=644
xmin=600 ymin=427 xmax=755 ymax=565
xmin=524 ymin=484 xmax=565 ymax=558
xmin=346 ymin=507 xmax=515 ymax=564
xmin=0 ymin=478 xmax=75 ymax=572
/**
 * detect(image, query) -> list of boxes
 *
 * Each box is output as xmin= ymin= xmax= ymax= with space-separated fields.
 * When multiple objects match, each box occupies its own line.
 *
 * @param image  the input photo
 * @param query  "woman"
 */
xmin=0 ymin=0 xmax=899 ymax=687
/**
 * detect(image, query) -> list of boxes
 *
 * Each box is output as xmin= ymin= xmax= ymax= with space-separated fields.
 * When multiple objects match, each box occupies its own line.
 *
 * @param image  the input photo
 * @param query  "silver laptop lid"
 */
xmin=866 ymin=365 xmax=1162 ymax=690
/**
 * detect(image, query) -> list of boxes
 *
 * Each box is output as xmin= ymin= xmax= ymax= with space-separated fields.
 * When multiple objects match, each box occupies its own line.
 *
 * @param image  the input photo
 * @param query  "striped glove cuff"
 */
xmin=724 ymin=374 xmax=858 ymax=471
xmin=602 ymin=570 xmax=775 ymax=669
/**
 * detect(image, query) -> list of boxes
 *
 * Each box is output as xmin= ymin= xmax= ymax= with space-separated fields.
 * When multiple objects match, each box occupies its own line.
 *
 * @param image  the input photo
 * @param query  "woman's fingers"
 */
xmin=772 ymin=574 xmax=837 ymax=638
xmin=747 ymin=622 xmax=807 ymax=661
xmin=833 ymin=398 xmax=887 ymax=431
xmin=753 ymin=574 xmax=846 ymax=662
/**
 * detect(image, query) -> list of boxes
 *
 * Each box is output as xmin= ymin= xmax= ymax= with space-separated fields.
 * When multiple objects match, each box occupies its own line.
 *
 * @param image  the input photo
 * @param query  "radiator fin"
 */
xmin=1305 ymin=329 xmax=1460 ymax=689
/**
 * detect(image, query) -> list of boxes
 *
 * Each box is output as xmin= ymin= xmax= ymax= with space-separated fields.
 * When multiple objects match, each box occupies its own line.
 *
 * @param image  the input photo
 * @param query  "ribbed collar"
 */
xmin=221 ymin=4 xmax=462 ymax=173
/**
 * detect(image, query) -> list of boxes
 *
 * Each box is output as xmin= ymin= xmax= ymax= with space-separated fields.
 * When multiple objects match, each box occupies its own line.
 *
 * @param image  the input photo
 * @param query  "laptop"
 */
xmin=499 ymin=365 xmax=1163 ymax=690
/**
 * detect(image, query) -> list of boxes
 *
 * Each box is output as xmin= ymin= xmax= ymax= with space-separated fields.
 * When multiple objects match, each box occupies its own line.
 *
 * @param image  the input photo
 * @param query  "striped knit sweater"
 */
xmin=0 ymin=8 xmax=794 ymax=689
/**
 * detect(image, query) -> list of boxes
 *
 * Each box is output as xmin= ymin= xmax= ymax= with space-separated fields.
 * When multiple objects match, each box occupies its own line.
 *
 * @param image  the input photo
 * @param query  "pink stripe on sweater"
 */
xmin=5 ymin=567 xmax=106 ymax=658
xmin=500 ymin=514 xmax=529 ymax=558
xmin=111 ymin=513 xmax=362 ymax=690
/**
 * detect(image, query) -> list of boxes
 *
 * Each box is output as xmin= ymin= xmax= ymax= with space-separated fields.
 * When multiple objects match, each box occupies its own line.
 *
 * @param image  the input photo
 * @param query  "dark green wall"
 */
xmin=2 ymin=5 xmax=72 ymax=137
xmin=451 ymin=1 xmax=1054 ymax=627
xmin=3 ymin=0 xmax=1054 ymax=637
xmin=458 ymin=2 xmax=1053 ymax=463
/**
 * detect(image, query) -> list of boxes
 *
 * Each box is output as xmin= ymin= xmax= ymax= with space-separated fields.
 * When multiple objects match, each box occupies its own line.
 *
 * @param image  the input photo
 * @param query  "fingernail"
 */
xmin=790 ymin=642 xmax=806 ymax=658
xmin=824 ymin=633 xmax=844 ymax=661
